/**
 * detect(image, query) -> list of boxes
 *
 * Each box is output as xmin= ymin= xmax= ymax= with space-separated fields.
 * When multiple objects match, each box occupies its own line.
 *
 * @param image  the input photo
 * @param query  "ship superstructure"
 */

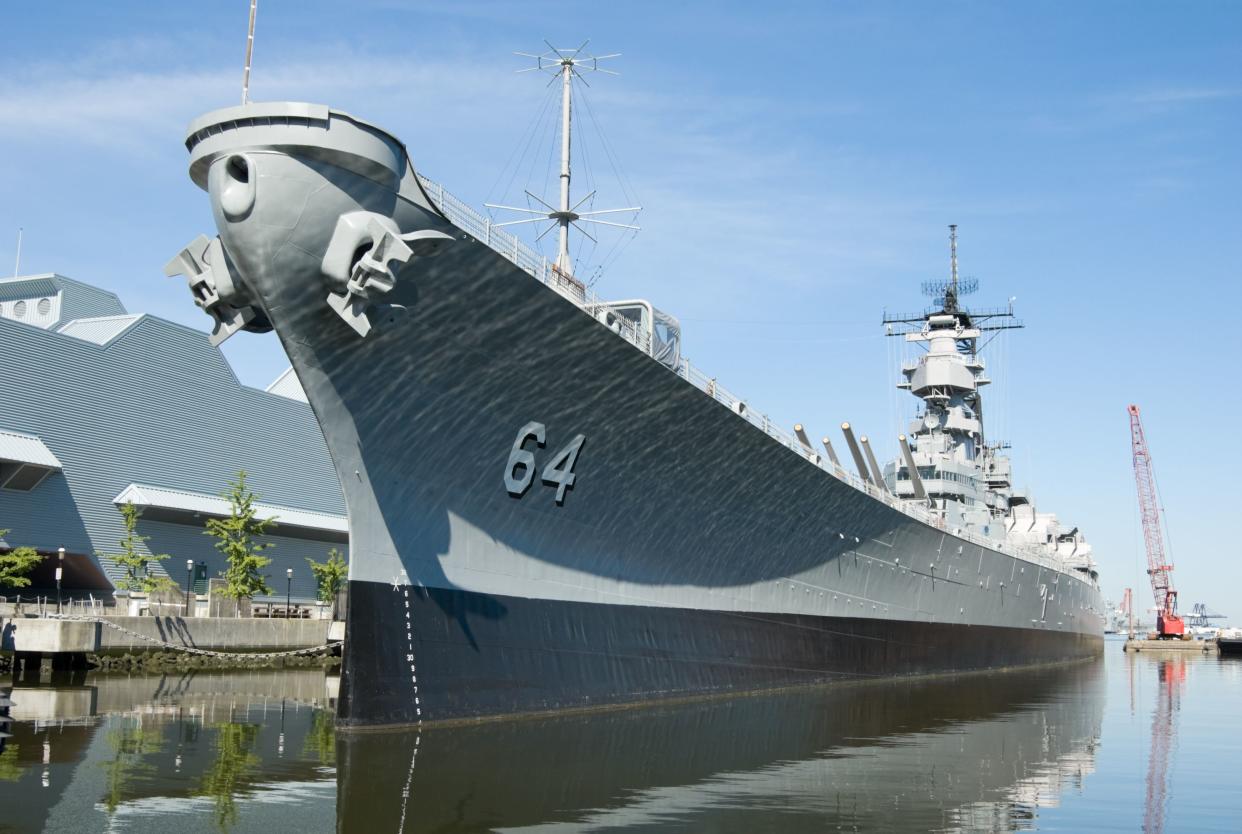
xmin=882 ymin=228 xmax=1097 ymax=583
xmin=168 ymin=52 xmax=1103 ymax=727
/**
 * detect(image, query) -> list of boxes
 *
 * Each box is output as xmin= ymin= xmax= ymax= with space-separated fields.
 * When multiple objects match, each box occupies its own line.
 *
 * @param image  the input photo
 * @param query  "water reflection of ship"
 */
xmin=0 ymin=670 xmax=337 ymax=832
xmin=337 ymin=661 xmax=1104 ymax=833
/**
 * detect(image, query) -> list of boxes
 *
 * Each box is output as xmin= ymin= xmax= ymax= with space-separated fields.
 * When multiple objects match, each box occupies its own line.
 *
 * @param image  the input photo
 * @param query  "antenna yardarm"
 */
xmin=485 ymin=42 xmax=640 ymax=277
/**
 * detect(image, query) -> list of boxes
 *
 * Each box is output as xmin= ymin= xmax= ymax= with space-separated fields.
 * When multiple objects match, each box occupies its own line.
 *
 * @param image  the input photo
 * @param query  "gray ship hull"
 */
xmin=177 ymin=103 xmax=1104 ymax=727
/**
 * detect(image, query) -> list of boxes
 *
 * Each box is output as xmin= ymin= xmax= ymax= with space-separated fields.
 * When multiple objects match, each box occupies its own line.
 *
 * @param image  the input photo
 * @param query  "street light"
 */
xmin=285 ymin=568 xmax=293 ymax=619
xmin=185 ymin=559 xmax=194 ymax=617
xmin=56 ymin=548 xmax=64 ymax=614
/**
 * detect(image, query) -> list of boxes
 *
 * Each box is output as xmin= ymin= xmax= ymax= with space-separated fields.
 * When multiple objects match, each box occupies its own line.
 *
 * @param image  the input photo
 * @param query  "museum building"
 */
xmin=0 ymin=273 xmax=346 ymax=604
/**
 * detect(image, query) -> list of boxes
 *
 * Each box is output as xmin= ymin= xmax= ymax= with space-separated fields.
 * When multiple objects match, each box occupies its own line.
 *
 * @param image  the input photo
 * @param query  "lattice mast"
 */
xmin=1128 ymin=404 xmax=1184 ymax=637
xmin=487 ymin=42 xmax=640 ymax=277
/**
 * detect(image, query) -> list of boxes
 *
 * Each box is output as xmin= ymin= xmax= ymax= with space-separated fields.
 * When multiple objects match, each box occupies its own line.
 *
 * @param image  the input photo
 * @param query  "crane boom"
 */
xmin=1128 ymin=404 xmax=1184 ymax=637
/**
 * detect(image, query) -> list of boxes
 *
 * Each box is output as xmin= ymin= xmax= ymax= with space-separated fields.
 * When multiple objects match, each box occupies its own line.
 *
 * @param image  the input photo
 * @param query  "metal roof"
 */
xmin=113 ymin=483 xmax=348 ymax=541
xmin=265 ymin=367 xmax=309 ymax=402
xmin=0 ymin=429 xmax=62 ymax=468
xmin=0 ymin=276 xmax=58 ymax=302
xmin=57 ymin=314 xmax=143 ymax=345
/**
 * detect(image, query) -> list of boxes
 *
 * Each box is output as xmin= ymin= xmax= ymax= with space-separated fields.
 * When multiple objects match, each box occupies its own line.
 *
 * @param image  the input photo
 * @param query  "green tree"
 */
xmin=98 ymin=503 xmax=171 ymax=593
xmin=302 ymin=709 xmax=336 ymax=766
xmin=205 ymin=471 xmax=274 ymax=599
xmin=198 ymin=721 xmax=260 ymax=831
xmin=100 ymin=720 xmax=163 ymax=815
xmin=0 ymin=743 xmax=22 ymax=782
xmin=0 ymin=528 xmax=41 ymax=589
xmin=305 ymin=548 xmax=347 ymax=615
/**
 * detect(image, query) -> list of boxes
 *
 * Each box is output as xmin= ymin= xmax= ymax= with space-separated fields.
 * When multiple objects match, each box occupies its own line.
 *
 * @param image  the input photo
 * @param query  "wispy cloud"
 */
xmin=1124 ymin=85 xmax=1240 ymax=106
xmin=0 ymin=35 xmax=977 ymax=308
xmin=0 ymin=42 xmax=534 ymax=155
xmin=1027 ymin=82 xmax=1239 ymax=136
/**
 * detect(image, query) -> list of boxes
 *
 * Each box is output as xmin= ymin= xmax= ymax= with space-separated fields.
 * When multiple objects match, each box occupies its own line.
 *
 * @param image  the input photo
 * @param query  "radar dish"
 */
xmin=922 ymin=277 xmax=979 ymax=298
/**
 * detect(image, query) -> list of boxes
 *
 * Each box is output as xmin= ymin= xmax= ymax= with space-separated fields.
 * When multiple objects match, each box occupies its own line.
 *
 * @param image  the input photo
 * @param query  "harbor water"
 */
xmin=2 ymin=639 xmax=1239 ymax=832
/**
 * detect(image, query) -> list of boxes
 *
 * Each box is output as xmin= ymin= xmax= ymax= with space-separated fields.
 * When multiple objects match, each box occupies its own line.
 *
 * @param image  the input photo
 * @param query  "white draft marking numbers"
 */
xmin=504 ymin=421 xmax=585 ymax=505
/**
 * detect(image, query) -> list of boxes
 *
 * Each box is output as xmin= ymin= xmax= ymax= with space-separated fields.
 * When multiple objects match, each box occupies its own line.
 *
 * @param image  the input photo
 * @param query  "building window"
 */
xmin=37 ymin=297 xmax=51 ymax=315
xmin=12 ymin=300 xmax=26 ymax=318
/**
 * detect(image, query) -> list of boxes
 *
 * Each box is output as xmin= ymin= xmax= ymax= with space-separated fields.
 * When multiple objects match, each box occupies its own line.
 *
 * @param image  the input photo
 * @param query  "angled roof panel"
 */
xmin=0 ymin=429 xmax=62 ymax=468
xmin=265 ymin=367 xmax=308 ymax=402
xmin=113 ymin=483 xmax=347 ymax=541
xmin=57 ymin=314 xmax=144 ymax=345
xmin=0 ymin=276 xmax=58 ymax=302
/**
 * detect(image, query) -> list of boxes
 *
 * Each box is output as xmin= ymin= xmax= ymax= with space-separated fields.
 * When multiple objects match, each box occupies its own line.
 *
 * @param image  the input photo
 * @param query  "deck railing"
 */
xmin=418 ymin=175 xmax=1086 ymax=584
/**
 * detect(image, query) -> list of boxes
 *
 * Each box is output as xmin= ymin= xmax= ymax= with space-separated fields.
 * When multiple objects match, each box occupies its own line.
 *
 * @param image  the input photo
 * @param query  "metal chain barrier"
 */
xmin=46 ymin=614 xmax=342 ymax=660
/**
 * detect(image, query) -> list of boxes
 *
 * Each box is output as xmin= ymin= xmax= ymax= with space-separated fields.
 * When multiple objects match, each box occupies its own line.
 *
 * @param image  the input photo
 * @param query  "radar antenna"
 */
xmin=885 ymin=225 xmax=1017 ymax=336
xmin=486 ymin=42 xmax=641 ymax=277
xmin=920 ymin=225 xmax=978 ymax=314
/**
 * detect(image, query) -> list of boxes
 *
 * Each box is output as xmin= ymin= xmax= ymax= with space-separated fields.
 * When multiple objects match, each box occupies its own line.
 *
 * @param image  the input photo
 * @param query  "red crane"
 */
xmin=1128 ymin=404 xmax=1185 ymax=638
xmin=1144 ymin=657 xmax=1185 ymax=834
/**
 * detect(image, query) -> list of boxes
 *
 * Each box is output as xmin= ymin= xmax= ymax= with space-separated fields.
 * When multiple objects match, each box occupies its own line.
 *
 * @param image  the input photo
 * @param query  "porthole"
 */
xmin=37 ymin=297 xmax=51 ymax=315
xmin=12 ymin=300 xmax=26 ymax=318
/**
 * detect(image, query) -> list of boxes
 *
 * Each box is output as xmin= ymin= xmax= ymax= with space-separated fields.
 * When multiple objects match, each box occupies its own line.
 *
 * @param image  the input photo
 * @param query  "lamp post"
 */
xmin=185 ymin=559 xmax=194 ymax=617
xmin=56 ymin=547 xmax=64 ymax=614
xmin=285 ymin=568 xmax=293 ymax=619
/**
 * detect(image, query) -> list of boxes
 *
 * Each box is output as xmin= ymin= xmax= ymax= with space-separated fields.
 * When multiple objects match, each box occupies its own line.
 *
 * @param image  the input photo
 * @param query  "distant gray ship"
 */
xmin=169 ymin=54 xmax=1103 ymax=727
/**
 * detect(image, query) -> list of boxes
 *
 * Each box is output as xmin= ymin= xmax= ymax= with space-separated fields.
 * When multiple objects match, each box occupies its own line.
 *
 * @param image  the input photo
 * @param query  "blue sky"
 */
xmin=1 ymin=1 xmax=1238 ymax=614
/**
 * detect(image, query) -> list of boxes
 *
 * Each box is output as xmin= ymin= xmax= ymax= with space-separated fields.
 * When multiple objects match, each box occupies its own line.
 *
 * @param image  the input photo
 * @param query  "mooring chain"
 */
xmin=44 ymin=614 xmax=342 ymax=660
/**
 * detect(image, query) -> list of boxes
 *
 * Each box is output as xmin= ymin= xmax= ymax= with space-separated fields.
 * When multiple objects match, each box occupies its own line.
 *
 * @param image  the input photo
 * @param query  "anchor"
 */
xmin=321 ymin=211 xmax=454 ymax=338
xmin=164 ymin=234 xmax=267 ymax=346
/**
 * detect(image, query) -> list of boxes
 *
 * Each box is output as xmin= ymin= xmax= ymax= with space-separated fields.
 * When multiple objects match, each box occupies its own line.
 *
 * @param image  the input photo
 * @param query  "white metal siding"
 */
xmin=0 ymin=309 xmax=345 ymax=599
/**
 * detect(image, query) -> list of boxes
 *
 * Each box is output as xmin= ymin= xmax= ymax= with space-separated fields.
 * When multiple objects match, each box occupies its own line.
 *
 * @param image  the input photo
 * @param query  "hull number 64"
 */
xmin=504 ymin=421 xmax=586 ymax=505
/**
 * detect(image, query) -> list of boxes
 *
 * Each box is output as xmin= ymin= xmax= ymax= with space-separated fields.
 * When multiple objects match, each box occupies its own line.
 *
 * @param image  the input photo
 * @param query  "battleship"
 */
xmin=168 ymin=46 xmax=1104 ymax=726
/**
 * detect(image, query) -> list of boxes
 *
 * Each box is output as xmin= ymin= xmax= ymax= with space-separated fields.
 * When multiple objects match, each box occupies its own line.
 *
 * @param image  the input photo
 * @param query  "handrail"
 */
xmin=417 ymin=175 xmax=1092 ymax=587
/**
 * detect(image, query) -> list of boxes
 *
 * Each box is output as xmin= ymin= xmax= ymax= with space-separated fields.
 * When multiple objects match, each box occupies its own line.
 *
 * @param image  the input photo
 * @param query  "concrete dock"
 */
xmin=1122 ymin=637 xmax=1217 ymax=653
xmin=1 ymin=615 xmax=345 ymax=674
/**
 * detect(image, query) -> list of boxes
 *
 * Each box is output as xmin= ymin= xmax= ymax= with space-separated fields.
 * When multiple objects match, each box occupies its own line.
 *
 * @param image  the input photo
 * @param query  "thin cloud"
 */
xmin=1125 ymin=86 xmax=1239 ymax=105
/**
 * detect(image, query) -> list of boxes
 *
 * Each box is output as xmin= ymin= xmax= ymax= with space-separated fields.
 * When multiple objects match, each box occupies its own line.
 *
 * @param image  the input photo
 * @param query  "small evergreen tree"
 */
xmin=99 ymin=502 xmax=171 ymax=593
xmin=305 ymin=548 xmax=347 ymax=616
xmin=205 ymin=471 xmax=274 ymax=599
xmin=0 ymin=529 xmax=41 ymax=589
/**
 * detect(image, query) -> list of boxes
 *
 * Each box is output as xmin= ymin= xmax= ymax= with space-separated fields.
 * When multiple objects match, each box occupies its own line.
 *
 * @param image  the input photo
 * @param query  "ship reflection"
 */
xmin=337 ymin=660 xmax=1105 ymax=833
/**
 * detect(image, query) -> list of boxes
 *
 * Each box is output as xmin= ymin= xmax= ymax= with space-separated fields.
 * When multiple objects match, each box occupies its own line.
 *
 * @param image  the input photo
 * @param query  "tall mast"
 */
xmin=945 ymin=224 xmax=959 ymax=313
xmin=241 ymin=0 xmax=258 ymax=105
xmin=557 ymin=57 xmax=573 ymax=273
xmin=949 ymin=224 xmax=958 ymax=294
xmin=487 ymin=42 xmax=640 ymax=279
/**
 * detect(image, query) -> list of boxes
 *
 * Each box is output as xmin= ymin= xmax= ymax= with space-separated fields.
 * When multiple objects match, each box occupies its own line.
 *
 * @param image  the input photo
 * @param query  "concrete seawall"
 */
xmin=1 ymin=616 xmax=344 ymax=655
xmin=98 ymin=616 xmax=340 ymax=652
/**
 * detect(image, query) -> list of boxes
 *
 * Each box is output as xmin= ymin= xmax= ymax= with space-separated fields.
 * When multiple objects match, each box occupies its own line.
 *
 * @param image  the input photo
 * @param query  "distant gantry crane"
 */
xmin=1128 ymin=405 xmax=1185 ymax=638
xmin=1187 ymin=602 xmax=1225 ymax=629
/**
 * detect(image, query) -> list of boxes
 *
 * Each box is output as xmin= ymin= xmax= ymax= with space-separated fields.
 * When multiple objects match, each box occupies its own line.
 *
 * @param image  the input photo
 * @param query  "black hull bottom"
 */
xmin=338 ymin=579 xmax=1102 ymax=727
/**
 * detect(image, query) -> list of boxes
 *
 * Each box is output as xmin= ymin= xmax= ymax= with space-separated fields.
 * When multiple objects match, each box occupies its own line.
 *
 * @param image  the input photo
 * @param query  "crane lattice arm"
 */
xmin=1128 ymin=404 xmax=1184 ymax=637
